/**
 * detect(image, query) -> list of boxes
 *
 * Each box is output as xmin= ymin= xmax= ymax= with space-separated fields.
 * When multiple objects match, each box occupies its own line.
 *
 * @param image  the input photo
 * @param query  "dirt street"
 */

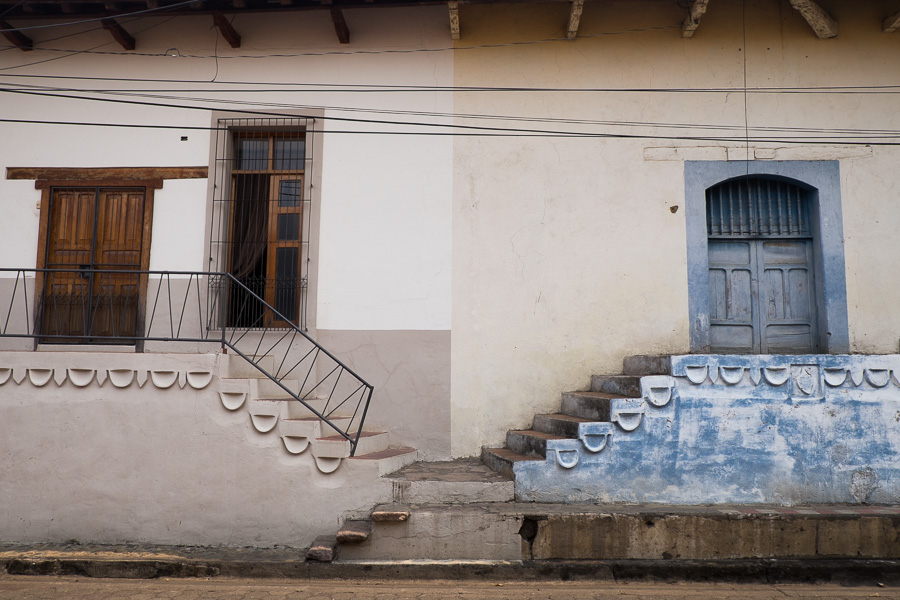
xmin=1 ymin=576 xmax=898 ymax=600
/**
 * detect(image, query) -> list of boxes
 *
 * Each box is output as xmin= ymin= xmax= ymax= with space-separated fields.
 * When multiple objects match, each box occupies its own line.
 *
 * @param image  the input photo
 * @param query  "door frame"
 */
xmin=684 ymin=161 xmax=849 ymax=354
xmin=34 ymin=179 xmax=157 ymax=350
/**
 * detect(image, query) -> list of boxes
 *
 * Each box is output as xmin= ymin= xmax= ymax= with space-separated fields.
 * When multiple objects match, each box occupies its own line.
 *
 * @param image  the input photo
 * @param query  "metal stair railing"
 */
xmin=0 ymin=268 xmax=374 ymax=456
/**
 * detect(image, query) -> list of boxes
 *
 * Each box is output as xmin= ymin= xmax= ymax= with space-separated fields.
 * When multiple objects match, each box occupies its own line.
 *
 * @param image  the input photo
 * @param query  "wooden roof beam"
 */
xmin=448 ymin=0 xmax=459 ymax=40
xmin=0 ymin=20 xmax=33 ymax=50
xmin=566 ymin=0 xmax=583 ymax=38
xmin=330 ymin=7 xmax=349 ymax=44
xmin=883 ymin=9 xmax=900 ymax=32
xmin=682 ymin=0 xmax=709 ymax=38
xmin=789 ymin=0 xmax=838 ymax=39
xmin=101 ymin=18 xmax=135 ymax=49
xmin=212 ymin=10 xmax=241 ymax=47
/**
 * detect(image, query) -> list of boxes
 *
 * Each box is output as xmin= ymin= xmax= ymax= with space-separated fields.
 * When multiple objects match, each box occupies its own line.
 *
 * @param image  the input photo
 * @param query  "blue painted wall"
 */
xmin=515 ymin=355 xmax=900 ymax=505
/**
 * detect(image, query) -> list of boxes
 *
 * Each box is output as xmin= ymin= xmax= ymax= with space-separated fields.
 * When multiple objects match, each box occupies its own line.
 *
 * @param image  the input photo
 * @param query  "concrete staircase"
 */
xmin=218 ymin=353 xmax=418 ymax=475
xmin=308 ymin=459 xmax=517 ymax=562
xmin=482 ymin=355 xmax=670 ymax=484
xmin=301 ymin=354 xmax=900 ymax=565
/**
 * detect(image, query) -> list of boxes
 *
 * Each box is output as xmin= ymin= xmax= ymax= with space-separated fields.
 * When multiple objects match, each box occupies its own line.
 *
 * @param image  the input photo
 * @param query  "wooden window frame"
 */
xmin=228 ymin=131 xmax=306 ymax=328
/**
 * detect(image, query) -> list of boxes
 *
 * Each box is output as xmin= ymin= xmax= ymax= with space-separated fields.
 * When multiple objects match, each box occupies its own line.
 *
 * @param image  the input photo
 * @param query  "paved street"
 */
xmin=0 ymin=576 xmax=898 ymax=600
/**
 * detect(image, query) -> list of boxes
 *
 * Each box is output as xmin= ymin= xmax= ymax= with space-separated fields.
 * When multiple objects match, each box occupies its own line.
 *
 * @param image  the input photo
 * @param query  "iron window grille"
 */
xmin=209 ymin=117 xmax=314 ymax=331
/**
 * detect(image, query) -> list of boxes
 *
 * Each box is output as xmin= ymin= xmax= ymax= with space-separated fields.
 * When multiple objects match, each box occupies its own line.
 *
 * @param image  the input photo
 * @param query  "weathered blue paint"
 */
xmin=514 ymin=355 xmax=900 ymax=505
xmin=684 ymin=161 xmax=849 ymax=353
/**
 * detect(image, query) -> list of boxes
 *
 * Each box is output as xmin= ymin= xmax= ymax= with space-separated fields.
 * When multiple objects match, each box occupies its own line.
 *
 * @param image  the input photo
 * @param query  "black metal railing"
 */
xmin=0 ymin=268 xmax=373 ymax=456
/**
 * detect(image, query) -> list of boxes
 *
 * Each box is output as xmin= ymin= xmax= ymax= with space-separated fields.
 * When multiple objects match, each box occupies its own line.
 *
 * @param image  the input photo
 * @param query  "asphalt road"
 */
xmin=0 ymin=576 xmax=898 ymax=600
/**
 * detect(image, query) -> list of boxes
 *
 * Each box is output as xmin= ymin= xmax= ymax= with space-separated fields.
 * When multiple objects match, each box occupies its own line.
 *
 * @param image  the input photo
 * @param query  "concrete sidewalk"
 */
xmin=3 ymin=502 xmax=900 ymax=584
xmin=2 ymin=543 xmax=900 ymax=584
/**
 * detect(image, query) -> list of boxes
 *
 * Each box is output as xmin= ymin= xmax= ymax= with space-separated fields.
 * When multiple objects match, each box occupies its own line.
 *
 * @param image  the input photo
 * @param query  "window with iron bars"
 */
xmin=209 ymin=118 xmax=313 ymax=330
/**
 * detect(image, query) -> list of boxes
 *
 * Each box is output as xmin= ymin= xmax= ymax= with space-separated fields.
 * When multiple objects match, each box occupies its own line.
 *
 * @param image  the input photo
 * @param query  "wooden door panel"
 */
xmin=41 ymin=273 xmax=90 ymax=337
xmin=91 ymin=273 xmax=140 ymax=338
xmin=91 ymin=190 xmax=144 ymax=339
xmin=765 ymin=324 xmax=814 ymax=354
xmin=759 ymin=240 xmax=816 ymax=353
xmin=710 ymin=324 xmax=755 ymax=352
xmin=47 ymin=189 xmax=95 ymax=267
xmin=97 ymin=190 xmax=144 ymax=268
xmin=42 ymin=189 xmax=96 ymax=338
xmin=708 ymin=241 xmax=757 ymax=353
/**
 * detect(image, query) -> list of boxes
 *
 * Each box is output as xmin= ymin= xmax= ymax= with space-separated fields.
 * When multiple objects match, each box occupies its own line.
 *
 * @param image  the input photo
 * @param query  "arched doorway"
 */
xmin=706 ymin=177 xmax=817 ymax=353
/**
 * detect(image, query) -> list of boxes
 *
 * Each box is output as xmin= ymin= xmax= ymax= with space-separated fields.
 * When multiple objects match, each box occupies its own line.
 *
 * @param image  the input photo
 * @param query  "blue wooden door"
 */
xmin=706 ymin=179 xmax=817 ymax=354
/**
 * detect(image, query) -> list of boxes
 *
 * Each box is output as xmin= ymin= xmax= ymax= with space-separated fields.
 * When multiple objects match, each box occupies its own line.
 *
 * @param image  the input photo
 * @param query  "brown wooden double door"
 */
xmin=40 ymin=187 xmax=148 ymax=343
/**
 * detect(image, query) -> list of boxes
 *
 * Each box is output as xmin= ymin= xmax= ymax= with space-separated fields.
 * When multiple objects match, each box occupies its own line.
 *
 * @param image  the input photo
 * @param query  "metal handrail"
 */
xmin=0 ymin=268 xmax=374 ymax=456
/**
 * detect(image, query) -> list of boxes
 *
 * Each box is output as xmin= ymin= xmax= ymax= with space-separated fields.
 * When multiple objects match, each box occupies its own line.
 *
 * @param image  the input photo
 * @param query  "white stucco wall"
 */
xmin=0 ymin=352 xmax=396 ymax=547
xmin=0 ymin=6 xmax=453 ymax=332
xmin=0 ymin=9 xmax=457 ymax=544
xmin=449 ymin=0 xmax=900 ymax=456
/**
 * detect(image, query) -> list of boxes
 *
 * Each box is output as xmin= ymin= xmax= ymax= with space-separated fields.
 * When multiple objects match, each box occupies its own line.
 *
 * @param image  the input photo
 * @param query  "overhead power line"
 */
xmin=1 ymin=89 xmax=898 ymax=145
xmin=1 ymin=116 xmax=897 ymax=144
xmin=1 ymin=72 xmax=900 ymax=95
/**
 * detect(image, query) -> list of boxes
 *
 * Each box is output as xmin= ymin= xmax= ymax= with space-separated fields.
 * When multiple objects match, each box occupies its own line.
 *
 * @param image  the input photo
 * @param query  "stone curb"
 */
xmin=4 ymin=556 xmax=900 ymax=584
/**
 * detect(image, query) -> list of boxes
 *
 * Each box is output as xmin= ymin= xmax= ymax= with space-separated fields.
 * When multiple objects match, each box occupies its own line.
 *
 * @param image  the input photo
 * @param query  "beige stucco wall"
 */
xmin=450 ymin=0 xmax=900 ymax=456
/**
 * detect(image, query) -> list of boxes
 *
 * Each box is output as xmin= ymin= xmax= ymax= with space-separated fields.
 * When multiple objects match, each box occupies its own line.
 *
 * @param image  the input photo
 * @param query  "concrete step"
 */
xmin=305 ymin=535 xmax=338 ymax=562
xmin=623 ymin=354 xmax=672 ymax=376
xmin=250 ymin=376 xmax=300 ymax=399
xmin=384 ymin=459 xmax=515 ymax=504
xmin=532 ymin=412 xmax=596 ymax=437
xmin=347 ymin=447 xmax=419 ymax=476
xmin=590 ymin=375 xmax=642 ymax=397
xmin=481 ymin=447 xmax=542 ymax=481
xmin=336 ymin=502 xmax=900 ymax=562
xmin=337 ymin=503 xmax=522 ymax=561
xmin=371 ymin=505 xmax=411 ymax=522
xmin=336 ymin=520 xmax=372 ymax=544
xmin=559 ymin=391 xmax=619 ymax=420
xmin=280 ymin=415 xmax=354 ymax=438
xmin=220 ymin=353 xmax=276 ymax=379
xmin=506 ymin=430 xmax=566 ymax=458
xmin=317 ymin=431 xmax=390 ymax=458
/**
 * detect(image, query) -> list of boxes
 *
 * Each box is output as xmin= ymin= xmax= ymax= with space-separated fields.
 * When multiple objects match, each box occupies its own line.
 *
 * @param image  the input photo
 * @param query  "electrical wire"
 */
xmin=3 ymin=79 xmax=899 ymax=138
xmin=1 ymin=88 xmax=898 ymax=144
xmin=0 ymin=115 xmax=897 ymax=144
xmin=2 ymin=81 xmax=899 ymax=140
xmin=3 ymin=70 xmax=900 ymax=94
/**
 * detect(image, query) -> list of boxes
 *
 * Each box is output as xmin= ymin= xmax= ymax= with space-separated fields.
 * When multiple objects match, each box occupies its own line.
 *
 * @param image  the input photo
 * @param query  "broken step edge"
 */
xmin=371 ymin=505 xmax=411 ymax=522
xmin=306 ymin=535 xmax=339 ymax=562
xmin=336 ymin=519 xmax=372 ymax=543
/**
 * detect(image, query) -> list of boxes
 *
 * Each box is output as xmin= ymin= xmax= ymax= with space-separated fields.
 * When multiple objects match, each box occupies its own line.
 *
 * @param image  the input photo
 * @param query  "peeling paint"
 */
xmin=514 ymin=355 xmax=900 ymax=506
